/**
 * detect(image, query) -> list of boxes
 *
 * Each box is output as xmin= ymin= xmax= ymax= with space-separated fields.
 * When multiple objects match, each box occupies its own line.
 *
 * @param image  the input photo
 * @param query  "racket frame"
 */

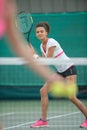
xmin=17 ymin=11 xmax=33 ymax=42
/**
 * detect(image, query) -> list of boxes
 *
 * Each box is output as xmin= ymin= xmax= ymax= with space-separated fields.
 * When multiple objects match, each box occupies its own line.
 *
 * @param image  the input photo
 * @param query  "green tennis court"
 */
xmin=0 ymin=58 xmax=87 ymax=130
xmin=0 ymin=99 xmax=87 ymax=130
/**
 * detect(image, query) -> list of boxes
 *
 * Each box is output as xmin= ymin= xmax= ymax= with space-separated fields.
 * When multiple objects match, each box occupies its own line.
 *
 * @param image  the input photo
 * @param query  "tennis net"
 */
xmin=0 ymin=57 xmax=87 ymax=99
xmin=0 ymin=57 xmax=87 ymax=130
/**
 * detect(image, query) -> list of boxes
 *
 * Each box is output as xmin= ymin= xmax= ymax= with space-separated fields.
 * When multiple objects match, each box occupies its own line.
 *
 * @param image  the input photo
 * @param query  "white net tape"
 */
xmin=0 ymin=57 xmax=87 ymax=65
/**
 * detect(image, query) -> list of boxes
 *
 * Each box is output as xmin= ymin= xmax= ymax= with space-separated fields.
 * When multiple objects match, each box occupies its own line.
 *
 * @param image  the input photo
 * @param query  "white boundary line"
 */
xmin=4 ymin=111 xmax=80 ymax=130
xmin=0 ymin=111 xmax=75 ymax=115
xmin=13 ymin=124 xmax=79 ymax=127
xmin=0 ymin=112 xmax=15 ymax=117
xmin=47 ymin=111 xmax=80 ymax=120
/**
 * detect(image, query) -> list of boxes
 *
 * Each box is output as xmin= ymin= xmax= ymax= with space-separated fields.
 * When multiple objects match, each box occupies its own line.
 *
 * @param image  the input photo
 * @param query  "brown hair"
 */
xmin=35 ymin=22 xmax=50 ymax=34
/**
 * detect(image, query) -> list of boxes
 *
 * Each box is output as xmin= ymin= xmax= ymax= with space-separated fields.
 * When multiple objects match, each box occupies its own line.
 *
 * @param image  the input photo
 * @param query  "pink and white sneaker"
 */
xmin=80 ymin=119 xmax=87 ymax=128
xmin=30 ymin=119 xmax=48 ymax=128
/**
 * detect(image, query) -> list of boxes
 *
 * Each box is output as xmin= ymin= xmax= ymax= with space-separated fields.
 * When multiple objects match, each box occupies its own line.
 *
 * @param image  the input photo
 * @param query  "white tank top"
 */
xmin=40 ymin=38 xmax=74 ymax=72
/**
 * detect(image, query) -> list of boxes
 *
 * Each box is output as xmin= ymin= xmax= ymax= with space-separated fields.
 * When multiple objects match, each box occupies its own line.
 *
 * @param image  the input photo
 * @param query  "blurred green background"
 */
xmin=0 ymin=12 xmax=87 ymax=99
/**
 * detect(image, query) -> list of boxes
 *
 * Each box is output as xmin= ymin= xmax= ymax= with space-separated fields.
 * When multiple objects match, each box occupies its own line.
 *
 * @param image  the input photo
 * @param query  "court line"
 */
xmin=44 ymin=125 xmax=79 ymax=127
xmin=0 ymin=111 xmax=75 ymax=116
xmin=4 ymin=111 xmax=80 ymax=130
xmin=0 ymin=112 xmax=15 ymax=117
xmin=0 ymin=111 xmax=79 ymax=116
xmin=13 ymin=124 xmax=79 ymax=128
xmin=4 ymin=121 xmax=35 ymax=130
xmin=47 ymin=111 xmax=80 ymax=120
xmin=3 ymin=111 xmax=75 ymax=114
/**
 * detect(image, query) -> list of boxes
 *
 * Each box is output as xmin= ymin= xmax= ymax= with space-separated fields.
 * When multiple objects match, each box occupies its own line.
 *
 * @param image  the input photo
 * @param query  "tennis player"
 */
xmin=0 ymin=0 xmax=58 ymax=81
xmin=30 ymin=22 xmax=87 ymax=128
xmin=0 ymin=1 xmax=67 ymax=96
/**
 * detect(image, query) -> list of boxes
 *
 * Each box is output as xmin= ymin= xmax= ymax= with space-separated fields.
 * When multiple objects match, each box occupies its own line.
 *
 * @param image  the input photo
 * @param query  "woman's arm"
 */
xmin=6 ymin=0 xmax=55 ymax=81
xmin=47 ymin=46 xmax=56 ymax=57
xmin=29 ymin=44 xmax=36 ymax=54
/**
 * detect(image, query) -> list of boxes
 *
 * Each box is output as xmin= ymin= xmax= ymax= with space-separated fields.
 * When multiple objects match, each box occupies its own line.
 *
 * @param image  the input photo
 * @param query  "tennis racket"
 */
xmin=16 ymin=11 xmax=33 ymax=42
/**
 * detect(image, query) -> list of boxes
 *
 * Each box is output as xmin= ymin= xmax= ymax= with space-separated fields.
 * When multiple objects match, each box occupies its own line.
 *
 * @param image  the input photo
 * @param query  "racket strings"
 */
xmin=17 ymin=12 xmax=33 ymax=41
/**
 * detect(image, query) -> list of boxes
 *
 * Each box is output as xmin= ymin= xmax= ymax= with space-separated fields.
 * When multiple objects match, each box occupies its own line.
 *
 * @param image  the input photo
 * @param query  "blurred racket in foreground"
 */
xmin=0 ymin=0 xmax=7 ymax=38
xmin=16 ymin=12 xmax=33 ymax=42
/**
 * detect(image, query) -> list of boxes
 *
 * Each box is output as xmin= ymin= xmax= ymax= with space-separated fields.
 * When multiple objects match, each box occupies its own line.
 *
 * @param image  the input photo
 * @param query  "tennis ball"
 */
xmin=66 ymin=82 xmax=78 ymax=98
xmin=49 ymin=81 xmax=78 ymax=98
xmin=49 ymin=81 xmax=67 ymax=98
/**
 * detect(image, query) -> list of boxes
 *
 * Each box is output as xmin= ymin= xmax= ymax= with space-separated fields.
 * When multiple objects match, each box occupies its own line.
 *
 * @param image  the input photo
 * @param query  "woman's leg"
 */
xmin=66 ymin=75 xmax=87 ymax=118
xmin=40 ymin=83 xmax=49 ymax=121
xmin=40 ymin=73 xmax=63 ymax=120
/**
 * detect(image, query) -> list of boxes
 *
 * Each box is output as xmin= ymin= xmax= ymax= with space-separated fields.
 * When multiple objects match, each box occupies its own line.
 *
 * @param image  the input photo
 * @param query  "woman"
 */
xmin=0 ymin=0 xmax=60 ymax=81
xmin=31 ymin=22 xmax=87 ymax=128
